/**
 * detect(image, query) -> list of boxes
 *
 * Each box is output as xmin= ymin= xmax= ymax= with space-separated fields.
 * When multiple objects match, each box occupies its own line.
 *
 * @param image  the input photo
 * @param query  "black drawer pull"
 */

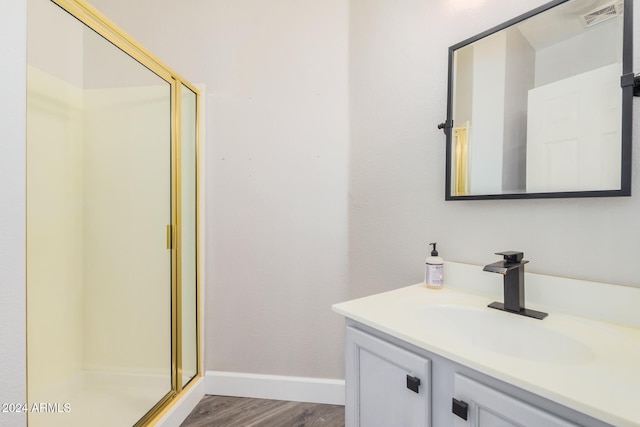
xmin=406 ymin=375 xmax=421 ymax=393
xmin=452 ymin=398 xmax=468 ymax=420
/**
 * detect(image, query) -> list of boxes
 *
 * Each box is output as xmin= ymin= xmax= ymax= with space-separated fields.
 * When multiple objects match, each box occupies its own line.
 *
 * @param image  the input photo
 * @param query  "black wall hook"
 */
xmin=437 ymin=120 xmax=452 ymax=135
xmin=620 ymin=72 xmax=640 ymax=96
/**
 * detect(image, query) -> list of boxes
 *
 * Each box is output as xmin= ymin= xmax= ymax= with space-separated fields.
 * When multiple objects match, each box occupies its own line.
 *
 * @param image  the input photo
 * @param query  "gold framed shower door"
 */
xmin=26 ymin=1 xmax=202 ymax=426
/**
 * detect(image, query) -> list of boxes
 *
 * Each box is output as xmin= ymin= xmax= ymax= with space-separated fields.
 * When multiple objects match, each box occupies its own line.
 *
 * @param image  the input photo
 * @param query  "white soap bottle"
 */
xmin=425 ymin=242 xmax=444 ymax=289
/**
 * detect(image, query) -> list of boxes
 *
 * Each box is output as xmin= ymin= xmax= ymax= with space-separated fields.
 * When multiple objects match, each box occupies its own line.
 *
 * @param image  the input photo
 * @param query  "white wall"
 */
xmin=68 ymin=0 xmax=640 ymax=388
xmin=202 ymin=0 xmax=349 ymax=380
xmin=0 ymin=1 xmax=27 ymax=426
xmin=535 ymin=18 xmax=623 ymax=87
xmin=88 ymin=0 xmax=350 ymax=380
xmin=350 ymin=0 xmax=640 ymax=291
xmin=27 ymin=0 xmax=83 ymax=87
xmin=348 ymin=0 xmax=435 ymax=298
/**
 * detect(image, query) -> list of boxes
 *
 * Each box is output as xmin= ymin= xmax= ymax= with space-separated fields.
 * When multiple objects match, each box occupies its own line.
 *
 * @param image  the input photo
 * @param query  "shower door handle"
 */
xmin=166 ymin=224 xmax=173 ymax=250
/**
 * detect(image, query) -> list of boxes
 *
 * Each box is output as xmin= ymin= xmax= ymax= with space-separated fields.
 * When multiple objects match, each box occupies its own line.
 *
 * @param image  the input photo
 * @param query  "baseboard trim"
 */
xmin=155 ymin=377 xmax=205 ymax=427
xmin=204 ymin=371 xmax=345 ymax=405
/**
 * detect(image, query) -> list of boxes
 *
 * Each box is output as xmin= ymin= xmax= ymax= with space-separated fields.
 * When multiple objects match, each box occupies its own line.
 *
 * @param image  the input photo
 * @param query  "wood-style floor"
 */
xmin=180 ymin=395 xmax=345 ymax=427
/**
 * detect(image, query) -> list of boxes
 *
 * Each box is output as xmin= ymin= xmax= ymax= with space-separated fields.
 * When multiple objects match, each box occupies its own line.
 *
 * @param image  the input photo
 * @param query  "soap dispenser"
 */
xmin=425 ymin=242 xmax=444 ymax=289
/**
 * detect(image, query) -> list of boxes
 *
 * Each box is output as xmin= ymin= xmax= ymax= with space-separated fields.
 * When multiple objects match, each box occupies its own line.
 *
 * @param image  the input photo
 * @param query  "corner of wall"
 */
xmin=0 ymin=1 xmax=28 ymax=426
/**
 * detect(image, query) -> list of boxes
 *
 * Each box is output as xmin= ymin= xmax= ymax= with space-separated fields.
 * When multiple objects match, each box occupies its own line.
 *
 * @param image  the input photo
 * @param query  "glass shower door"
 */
xmin=27 ymin=0 xmax=173 ymax=425
xmin=180 ymin=84 xmax=199 ymax=388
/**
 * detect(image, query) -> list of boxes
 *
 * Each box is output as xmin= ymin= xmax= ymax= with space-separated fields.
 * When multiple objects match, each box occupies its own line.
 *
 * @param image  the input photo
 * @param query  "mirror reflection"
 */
xmin=447 ymin=0 xmax=629 ymax=199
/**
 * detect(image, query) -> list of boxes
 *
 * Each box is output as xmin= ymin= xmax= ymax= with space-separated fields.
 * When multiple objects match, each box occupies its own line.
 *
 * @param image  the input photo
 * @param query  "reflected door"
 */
xmin=526 ymin=63 xmax=622 ymax=193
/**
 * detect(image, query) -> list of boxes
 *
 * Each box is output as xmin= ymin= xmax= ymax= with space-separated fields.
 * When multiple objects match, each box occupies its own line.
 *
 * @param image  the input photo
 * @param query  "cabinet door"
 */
xmin=346 ymin=327 xmax=431 ymax=427
xmin=453 ymin=374 xmax=578 ymax=427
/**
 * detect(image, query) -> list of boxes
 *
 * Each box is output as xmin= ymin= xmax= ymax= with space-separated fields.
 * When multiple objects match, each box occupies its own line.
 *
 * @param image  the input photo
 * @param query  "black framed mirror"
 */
xmin=443 ymin=0 xmax=634 ymax=200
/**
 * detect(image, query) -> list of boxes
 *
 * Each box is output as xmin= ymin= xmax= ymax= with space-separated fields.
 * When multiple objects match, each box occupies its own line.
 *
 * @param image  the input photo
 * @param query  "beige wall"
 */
xmin=26 ymin=0 xmax=174 ymax=397
xmin=81 ymin=85 xmax=172 ymax=374
xmin=26 ymin=76 xmax=173 ymax=385
xmin=26 ymin=66 xmax=85 ymax=398
xmin=26 ymin=0 xmax=86 ymax=400
xmin=4 ymin=2 xmax=189 ymax=425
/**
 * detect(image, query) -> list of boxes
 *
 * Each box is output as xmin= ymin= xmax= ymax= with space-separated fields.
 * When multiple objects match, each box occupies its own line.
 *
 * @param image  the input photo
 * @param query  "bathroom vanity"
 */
xmin=332 ymin=263 xmax=640 ymax=427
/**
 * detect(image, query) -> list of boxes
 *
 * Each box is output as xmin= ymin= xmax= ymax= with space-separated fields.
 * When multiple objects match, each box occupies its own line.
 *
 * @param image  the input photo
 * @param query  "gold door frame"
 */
xmin=46 ymin=1 xmax=202 ymax=425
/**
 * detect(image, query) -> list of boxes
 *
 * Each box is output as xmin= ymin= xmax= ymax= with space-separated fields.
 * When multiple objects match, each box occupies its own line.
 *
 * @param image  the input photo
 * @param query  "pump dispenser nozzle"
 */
xmin=429 ymin=242 xmax=438 ymax=257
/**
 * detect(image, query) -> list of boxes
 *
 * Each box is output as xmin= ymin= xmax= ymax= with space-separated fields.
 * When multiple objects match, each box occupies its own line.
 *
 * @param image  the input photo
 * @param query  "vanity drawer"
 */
xmin=452 ymin=374 xmax=577 ymax=427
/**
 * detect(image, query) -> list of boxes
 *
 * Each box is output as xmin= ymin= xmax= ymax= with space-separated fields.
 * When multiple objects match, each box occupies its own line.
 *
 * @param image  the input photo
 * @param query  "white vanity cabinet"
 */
xmin=346 ymin=326 xmax=431 ymax=427
xmin=334 ymin=274 xmax=640 ymax=426
xmin=452 ymin=374 xmax=577 ymax=427
xmin=345 ymin=322 xmax=611 ymax=427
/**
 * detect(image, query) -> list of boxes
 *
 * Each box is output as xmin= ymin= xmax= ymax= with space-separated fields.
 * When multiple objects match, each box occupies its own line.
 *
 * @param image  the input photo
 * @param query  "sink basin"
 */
xmin=416 ymin=304 xmax=597 ymax=364
xmin=333 ymin=281 xmax=640 ymax=427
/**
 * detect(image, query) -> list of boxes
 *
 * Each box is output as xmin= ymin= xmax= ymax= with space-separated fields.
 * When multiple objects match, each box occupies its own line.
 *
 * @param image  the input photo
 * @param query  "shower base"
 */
xmin=28 ymin=370 xmax=172 ymax=427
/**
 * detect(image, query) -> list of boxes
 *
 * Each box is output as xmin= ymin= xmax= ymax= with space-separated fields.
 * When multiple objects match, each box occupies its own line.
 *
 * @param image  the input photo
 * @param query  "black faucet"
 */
xmin=483 ymin=251 xmax=547 ymax=320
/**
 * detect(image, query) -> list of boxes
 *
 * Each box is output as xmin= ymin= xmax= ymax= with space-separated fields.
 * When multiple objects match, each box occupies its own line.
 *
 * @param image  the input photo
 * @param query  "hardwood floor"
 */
xmin=180 ymin=395 xmax=345 ymax=427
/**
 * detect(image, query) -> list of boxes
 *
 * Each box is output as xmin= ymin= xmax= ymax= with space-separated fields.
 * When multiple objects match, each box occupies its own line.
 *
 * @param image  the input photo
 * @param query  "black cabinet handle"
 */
xmin=452 ymin=398 xmax=468 ymax=420
xmin=406 ymin=375 xmax=421 ymax=393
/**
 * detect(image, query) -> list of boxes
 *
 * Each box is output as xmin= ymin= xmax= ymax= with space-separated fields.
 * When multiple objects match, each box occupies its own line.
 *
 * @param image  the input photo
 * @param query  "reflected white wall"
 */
xmin=502 ymin=27 xmax=534 ymax=192
xmin=535 ymin=18 xmax=623 ymax=87
xmin=469 ymin=32 xmax=506 ymax=194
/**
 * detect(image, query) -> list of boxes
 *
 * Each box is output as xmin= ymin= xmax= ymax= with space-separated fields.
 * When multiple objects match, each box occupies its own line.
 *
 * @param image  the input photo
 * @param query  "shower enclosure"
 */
xmin=25 ymin=0 xmax=200 ymax=426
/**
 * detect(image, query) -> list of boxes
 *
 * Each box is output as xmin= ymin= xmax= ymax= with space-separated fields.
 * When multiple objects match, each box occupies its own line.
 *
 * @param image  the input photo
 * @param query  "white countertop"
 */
xmin=333 ymin=281 xmax=640 ymax=427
